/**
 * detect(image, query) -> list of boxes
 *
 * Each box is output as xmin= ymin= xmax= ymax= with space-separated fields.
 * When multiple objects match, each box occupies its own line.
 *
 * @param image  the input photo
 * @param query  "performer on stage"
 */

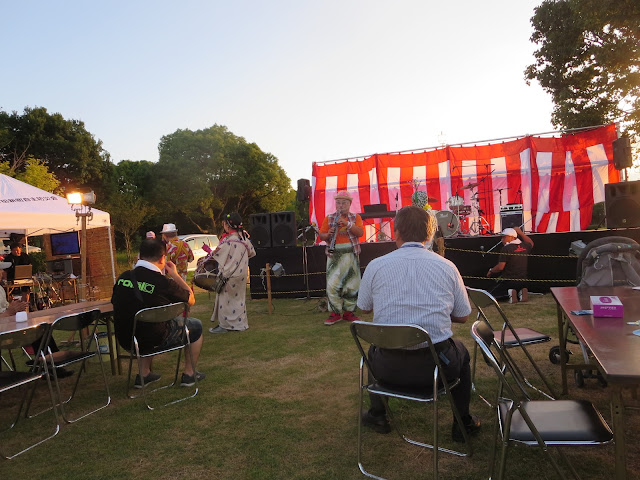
xmin=318 ymin=191 xmax=364 ymax=326
xmin=486 ymin=226 xmax=533 ymax=303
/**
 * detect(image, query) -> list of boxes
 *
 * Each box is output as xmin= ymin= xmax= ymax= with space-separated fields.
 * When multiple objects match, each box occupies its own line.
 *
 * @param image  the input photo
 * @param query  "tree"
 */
xmin=101 ymin=160 xmax=157 ymax=262
xmin=525 ymin=0 xmax=640 ymax=140
xmin=0 ymin=106 xmax=112 ymax=193
xmin=0 ymin=158 xmax=61 ymax=193
xmin=154 ymin=125 xmax=293 ymax=232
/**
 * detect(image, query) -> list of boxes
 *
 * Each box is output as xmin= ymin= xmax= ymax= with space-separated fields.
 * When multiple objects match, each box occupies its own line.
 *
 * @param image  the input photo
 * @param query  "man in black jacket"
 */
xmin=112 ymin=238 xmax=205 ymax=387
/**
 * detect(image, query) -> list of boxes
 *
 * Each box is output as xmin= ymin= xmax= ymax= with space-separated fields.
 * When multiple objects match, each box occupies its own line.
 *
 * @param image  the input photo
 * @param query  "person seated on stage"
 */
xmin=357 ymin=206 xmax=480 ymax=442
xmin=112 ymin=238 xmax=205 ymax=388
xmin=3 ymin=242 xmax=32 ymax=302
xmin=486 ymin=226 xmax=534 ymax=303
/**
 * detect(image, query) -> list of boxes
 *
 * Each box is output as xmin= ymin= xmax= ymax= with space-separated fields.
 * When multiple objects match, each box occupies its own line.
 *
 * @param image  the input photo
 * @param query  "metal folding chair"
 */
xmin=0 ymin=323 xmax=60 ymax=459
xmin=125 ymin=302 xmax=198 ymax=410
xmin=466 ymin=287 xmax=555 ymax=403
xmin=350 ymin=321 xmax=472 ymax=480
xmin=33 ymin=308 xmax=111 ymax=423
xmin=470 ymin=320 xmax=613 ymax=480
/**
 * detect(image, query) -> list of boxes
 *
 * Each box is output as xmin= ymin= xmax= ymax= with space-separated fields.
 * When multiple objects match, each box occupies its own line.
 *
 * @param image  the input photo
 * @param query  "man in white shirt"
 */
xmin=357 ymin=206 xmax=480 ymax=442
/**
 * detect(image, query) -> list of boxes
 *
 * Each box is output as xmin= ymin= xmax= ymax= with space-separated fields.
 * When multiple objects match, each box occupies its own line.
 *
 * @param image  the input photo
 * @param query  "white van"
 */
xmin=178 ymin=234 xmax=219 ymax=272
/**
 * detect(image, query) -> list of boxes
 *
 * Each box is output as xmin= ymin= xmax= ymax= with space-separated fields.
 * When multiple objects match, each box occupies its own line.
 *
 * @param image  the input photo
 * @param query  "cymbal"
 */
xmin=493 ymin=186 xmax=511 ymax=191
xmin=461 ymin=182 xmax=480 ymax=190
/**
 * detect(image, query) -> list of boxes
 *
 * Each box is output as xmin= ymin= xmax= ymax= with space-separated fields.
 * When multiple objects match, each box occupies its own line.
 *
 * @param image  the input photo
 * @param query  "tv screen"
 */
xmin=50 ymin=231 xmax=80 ymax=256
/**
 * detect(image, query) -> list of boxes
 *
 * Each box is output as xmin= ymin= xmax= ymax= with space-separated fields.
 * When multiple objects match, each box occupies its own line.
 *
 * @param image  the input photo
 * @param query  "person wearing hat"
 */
xmin=318 ymin=190 xmax=364 ymax=325
xmin=486 ymin=226 xmax=534 ymax=303
xmin=209 ymin=213 xmax=256 ymax=334
xmin=161 ymin=223 xmax=194 ymax=281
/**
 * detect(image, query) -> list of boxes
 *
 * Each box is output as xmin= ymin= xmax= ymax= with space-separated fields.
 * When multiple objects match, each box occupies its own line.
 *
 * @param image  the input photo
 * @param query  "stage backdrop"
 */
xmin=311 ymin=125 xmax=620 ymax=235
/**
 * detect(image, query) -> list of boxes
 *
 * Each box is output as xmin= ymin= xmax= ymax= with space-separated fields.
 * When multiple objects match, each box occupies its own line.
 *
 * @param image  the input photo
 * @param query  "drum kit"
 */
xmin=433 ymin=181 xmax=493 ymax=237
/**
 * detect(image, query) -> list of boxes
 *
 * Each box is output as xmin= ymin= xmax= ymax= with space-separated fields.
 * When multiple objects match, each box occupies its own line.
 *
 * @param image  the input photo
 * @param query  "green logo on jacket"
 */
xmin=117 ymin=278 xmax=155 ymax=294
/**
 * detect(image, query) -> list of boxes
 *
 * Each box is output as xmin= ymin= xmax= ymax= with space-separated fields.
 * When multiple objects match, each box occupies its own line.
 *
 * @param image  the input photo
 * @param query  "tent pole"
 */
xmin=107 ymin=225 xmax=116 ymax=284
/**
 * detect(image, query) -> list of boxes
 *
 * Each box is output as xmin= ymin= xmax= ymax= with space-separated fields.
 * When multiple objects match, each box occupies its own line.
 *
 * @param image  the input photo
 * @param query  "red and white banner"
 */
xmin=310 ymin=125 xmax=620 ymax=236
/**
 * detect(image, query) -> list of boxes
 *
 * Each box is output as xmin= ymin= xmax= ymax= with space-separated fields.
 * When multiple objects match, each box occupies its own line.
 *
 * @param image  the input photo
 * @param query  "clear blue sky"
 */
xmin=2 ymin=1 xmax=555 ymax=186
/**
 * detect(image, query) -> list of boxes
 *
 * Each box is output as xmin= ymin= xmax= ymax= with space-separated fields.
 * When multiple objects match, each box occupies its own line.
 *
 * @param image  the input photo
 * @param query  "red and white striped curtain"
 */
xmin=310 ymin=124 xmax=620 ymax=236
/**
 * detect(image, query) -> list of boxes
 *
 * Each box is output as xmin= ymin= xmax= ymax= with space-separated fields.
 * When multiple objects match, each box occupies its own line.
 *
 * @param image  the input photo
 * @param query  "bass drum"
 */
xmin=435 ymin=210 xmax=460 ymax=237
xmin=193 ymin=257 xmax=219 ymax=291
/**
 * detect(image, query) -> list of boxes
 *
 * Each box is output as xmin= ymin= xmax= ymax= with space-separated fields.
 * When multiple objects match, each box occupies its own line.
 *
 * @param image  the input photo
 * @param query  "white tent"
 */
xmin=0 ymin=173 xmax=116 ymax=282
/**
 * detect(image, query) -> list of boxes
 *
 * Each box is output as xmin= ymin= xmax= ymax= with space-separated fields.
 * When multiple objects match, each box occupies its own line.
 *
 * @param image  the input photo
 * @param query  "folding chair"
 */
xmin=466 ymin=287 xmax=555 ymax=403
xmin=125 ymin=302 xmax=198 ymax=410
xmin=0 ymin=323 xmax=60 ymax=459
xmin=32 ymin=308 xmax=111 ymax=423
xmin=350 ymin=321 xmax=472 ymax=480
xmin=470 ymin=320 xmax=613 ymax=480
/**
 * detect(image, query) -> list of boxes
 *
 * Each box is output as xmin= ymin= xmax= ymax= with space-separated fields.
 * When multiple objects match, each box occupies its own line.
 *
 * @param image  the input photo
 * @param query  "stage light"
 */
xmin=66 ymin=190 xmax=96 ymax=206
xmin=271 ymin=262 xmax=285 ymax=277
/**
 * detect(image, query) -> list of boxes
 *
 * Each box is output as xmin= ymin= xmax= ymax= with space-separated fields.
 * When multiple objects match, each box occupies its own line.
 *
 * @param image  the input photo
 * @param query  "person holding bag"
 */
xmin=209 ymin=213 xmax=256 ymax=334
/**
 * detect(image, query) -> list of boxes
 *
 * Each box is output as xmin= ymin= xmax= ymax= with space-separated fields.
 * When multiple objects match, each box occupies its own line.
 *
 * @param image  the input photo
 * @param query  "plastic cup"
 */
xmin=15 ymin=311 xmax=28 ymax=323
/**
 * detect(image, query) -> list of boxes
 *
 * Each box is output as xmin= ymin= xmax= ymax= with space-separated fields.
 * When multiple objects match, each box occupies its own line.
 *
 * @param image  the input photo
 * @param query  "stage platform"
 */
xmin=249 ymin=227 xmax=640 ymax=299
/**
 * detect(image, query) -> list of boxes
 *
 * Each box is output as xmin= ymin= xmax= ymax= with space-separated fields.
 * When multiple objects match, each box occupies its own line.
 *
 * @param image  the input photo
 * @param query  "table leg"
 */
xmin=103 ymin=314 xmax=117 ymax=376
xmin=611 ymin=387 xmax=627 ymax=480
xmin=556 ymin=303 xmax=568 ymax=395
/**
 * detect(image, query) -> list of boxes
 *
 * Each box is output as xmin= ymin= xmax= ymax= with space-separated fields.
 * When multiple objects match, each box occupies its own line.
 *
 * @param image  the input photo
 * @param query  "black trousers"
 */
xmin=367 ymin=338 xmax=472 ymax=419
xmin=489 ymin=279 xmax=527 ymax=300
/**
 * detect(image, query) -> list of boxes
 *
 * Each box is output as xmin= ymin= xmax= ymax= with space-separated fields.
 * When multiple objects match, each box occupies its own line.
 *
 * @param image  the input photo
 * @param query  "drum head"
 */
xmin=435 ymin=210 xmax=460 ymax=237
xmin=448 ymin=195 xmax=464 ymax=207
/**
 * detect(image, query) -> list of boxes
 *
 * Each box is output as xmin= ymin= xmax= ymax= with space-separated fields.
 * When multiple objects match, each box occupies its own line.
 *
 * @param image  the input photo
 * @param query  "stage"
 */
xmin=248 ymin=227 xmax=640 ymax=299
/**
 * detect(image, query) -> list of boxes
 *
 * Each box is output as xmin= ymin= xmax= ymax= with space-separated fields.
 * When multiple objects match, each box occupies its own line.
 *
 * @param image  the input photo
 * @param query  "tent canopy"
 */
xmin=0 ymin=173 xmax=111 ymax=237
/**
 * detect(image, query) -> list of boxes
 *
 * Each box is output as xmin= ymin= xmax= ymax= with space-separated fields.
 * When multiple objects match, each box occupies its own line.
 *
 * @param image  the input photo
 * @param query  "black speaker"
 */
xmin=271 ymin=211 xmax=297 ymax=247
xmin=501 ymin=211 xmax=524 ymax=230
xmin=249 ymin=213 xmax=271 ymax=248
xmin=297 ymin=179 xmax=311 ymax=203
xmin=605 ymin=180 xmax=640 ymax=228
xmin=613 ymin=137 xmax=632 ymax=170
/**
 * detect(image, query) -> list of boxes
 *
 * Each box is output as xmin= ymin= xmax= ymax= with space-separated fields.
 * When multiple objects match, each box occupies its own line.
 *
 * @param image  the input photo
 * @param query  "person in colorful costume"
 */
xmin=318 ymin=191 xmax=364 ymax=325
xmin=161 ymin=223 xmax=194 ymax=281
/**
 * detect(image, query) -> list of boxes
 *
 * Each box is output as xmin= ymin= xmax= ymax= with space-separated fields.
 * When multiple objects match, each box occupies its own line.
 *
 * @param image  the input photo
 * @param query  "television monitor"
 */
xmin=50 ymin=231 xmax=80 ymax=256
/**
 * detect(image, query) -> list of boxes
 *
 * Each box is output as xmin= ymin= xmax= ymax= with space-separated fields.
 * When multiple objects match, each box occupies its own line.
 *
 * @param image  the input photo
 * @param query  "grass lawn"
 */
xmin=0 ymin=290 xmax=638 ymax=479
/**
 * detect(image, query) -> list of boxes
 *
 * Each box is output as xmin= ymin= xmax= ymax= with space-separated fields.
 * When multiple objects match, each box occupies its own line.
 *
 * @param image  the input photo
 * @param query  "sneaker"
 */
xmin=209 ymin=326 xmax=228 ymax=334
xmin=342 ymin=311 xmax=360 ymax=322
xmin=181 ymin=371 xmax=205 ymax=387
xmin=508 ymin=289 xmax=518 ymax=304
xmin=361 ymin=410 xmax=391 ymax=434
xmin=324 ymin=313 xmax=342 ymax=326
xmin=451 ymin=414 xmax=481 ymax=443
xmin=518 ymin=288 xmax=529 ymax=302
xmin=134 ymin=372 xmax=162 ymax=389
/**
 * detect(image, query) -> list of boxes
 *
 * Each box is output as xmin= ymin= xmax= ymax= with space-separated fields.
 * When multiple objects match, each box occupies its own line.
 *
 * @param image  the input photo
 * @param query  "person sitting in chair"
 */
xmin=486 ymin=226 xmax=534 ymax=303
xmin=112 ymin=238 xmax=205 ymax=387
xmin=357 ymin=206 xmax=480 ymax=442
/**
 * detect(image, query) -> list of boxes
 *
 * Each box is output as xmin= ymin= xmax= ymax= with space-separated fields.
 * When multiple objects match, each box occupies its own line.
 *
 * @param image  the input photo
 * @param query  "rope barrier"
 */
xmin=462 ymin=275 xmax=574 ymax=283
xmin=446 ymin=247 xmax=577 ymax=258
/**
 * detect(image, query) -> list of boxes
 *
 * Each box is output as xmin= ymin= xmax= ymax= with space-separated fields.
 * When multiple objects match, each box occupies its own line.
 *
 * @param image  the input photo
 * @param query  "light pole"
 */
xmin=66 ymin=190 xmax=95 ymax=302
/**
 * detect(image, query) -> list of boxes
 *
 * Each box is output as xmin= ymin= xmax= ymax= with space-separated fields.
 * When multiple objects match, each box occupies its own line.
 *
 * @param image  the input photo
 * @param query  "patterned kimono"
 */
xmin=166 ymin=238 xmax=194 ymax=281
xmin=209 ymin=233 xmax=256 ymax=331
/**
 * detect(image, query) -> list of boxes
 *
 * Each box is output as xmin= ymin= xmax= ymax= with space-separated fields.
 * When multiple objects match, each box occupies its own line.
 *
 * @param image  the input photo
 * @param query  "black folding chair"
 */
xmin=125 ymin=302 xmax=198 ymax=410
xmin=36 ymin=308 xmax=111 ymax=423
xmin=350 ymin=321 xmax=472 ymax=480
xmin=466 ymin=287 xmax=555 ymax=403
xmin=0 ymin=323 xmax=60 ymax=459
xmin=470 ymin=320 xmax=613 ymax=479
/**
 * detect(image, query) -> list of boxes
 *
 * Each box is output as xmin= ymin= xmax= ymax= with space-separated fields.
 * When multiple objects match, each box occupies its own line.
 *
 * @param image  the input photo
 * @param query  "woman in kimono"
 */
xmin=209 ymin=213 xmax=256 ymax=333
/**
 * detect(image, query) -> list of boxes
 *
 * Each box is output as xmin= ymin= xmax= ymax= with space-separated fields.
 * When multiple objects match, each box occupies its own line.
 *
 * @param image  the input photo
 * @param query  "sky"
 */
xmin=2 ymin=1 xmax=557 ymax=187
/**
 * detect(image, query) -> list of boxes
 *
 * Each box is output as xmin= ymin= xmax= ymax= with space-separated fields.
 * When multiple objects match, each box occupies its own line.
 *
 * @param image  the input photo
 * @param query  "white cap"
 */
xmin=160 ymin=223 xmax=177 ymax=234
xmin=501 ymin=227 xmax=517 ymax=237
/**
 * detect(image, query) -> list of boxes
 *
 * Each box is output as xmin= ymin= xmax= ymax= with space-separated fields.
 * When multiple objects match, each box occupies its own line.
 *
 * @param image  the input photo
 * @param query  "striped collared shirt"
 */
xmin=357 ymin=242 xmax=471 ymax=346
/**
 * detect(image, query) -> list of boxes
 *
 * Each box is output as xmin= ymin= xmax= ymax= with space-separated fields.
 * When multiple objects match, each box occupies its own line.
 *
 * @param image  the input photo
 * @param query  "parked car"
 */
xmin=178 ymin=234 xmax=219 ymax=272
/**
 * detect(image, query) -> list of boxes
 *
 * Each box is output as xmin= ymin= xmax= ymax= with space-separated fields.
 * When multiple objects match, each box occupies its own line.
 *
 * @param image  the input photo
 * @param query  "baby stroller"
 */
xmin=548 ymin=236 xmax=640 ymax=387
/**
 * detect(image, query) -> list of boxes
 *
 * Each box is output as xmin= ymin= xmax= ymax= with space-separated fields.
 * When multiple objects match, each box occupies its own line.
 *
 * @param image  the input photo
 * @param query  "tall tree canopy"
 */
xmin=0 ymin=107 xmax=112 ymax=193
xmin=525 ymin=0 xmax=640 ymax=139
xmin=154 ymin=124 xmax=293 ymax=232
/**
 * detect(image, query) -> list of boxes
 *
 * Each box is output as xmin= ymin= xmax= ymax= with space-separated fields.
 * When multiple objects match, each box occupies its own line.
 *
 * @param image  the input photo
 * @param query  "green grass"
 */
xmin=0 ymin=292 xmax=638 ymax=479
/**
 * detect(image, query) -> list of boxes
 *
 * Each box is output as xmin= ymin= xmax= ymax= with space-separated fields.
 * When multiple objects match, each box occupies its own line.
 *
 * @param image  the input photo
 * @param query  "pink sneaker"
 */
xmin=342 ymin=311 xmax=360 ymax=322
xmin=324 ymin=313 xmax=342 ymax=326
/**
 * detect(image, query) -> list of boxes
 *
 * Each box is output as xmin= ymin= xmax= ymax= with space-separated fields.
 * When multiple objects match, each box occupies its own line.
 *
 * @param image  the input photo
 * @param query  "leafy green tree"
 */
xmin=0 ymin=158 xmax=60 ymax=193
xmin=154 ymin=125 xmax=292 ymax=232
xmin=525 ymin=0 xmax=640 ymax=140
xmin=102 ymin=160 xmax=157 ymax=262
xmin=0 ymin=106 xmax=112 ymax=193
